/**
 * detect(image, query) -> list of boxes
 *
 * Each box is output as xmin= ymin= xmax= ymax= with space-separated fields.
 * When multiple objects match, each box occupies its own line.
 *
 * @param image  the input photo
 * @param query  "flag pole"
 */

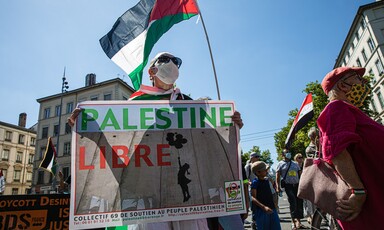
xmin=195 ymin=0 xmax=221 ymax=100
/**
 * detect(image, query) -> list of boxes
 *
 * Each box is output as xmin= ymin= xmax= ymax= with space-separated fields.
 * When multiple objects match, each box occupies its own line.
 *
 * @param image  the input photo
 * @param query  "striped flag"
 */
xmin=0 ymin=169 xmax=5 ymax=193
xmin=39 ymin=137 xmax=58 ymax=175
xmin=285 ymin=94 xmax=314 ymax=149
xmin=99 ymin=0 xmax=199 ymax=90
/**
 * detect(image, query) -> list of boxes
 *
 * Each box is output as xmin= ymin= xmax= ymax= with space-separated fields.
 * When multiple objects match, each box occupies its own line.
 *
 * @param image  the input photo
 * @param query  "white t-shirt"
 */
xmin=276 ymin=160 xmax=300 ymax=185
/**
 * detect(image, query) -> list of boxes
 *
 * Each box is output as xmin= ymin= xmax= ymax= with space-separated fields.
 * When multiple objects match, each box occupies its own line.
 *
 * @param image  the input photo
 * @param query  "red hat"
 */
xmin=321 ymin=67 xmax=365 ymax=95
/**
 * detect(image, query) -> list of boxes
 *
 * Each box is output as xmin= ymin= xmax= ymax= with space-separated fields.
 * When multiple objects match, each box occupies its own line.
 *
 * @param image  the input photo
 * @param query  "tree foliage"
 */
xmin=242 ymin=146 xmax=274 ymax=166
xmin=274 ymin=78 xmax=375 ymax=160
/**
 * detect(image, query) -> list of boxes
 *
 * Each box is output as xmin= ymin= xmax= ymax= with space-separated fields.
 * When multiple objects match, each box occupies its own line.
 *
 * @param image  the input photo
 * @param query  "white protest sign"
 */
xmin=69 ymin=100 xmax=245 ymax=229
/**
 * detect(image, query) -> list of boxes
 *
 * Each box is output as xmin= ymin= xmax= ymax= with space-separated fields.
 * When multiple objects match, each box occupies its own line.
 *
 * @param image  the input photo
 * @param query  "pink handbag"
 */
xmin=297 ymin=158 xmax=351 ymax=221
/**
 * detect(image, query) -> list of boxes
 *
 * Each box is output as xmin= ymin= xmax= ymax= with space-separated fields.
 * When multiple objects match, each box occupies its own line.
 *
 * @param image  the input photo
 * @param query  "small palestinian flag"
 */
xmin=285 ymin=93 xmax=314 ymax=149
xmin=100 ymin=0 xmax=199 ymax=90
xmin=0 ymin=169 xmax=5 ymax=193
xmin=39 ymin=137 xmax=58 ymax=175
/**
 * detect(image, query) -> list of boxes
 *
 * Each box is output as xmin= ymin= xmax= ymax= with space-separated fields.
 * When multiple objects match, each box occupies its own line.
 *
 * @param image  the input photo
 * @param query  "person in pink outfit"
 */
xmin=318 ymin=66 xmax=384 ymax=229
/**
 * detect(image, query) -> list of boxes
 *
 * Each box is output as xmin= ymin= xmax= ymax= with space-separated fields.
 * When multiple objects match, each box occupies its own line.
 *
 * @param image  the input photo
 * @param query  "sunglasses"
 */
xmin=343 ymin=72 xmax=367 ymax=84
xmin=297 ymin=157 xmax=303 ymax=159
xmin=156 ymin=56 xmax=182 ymax=68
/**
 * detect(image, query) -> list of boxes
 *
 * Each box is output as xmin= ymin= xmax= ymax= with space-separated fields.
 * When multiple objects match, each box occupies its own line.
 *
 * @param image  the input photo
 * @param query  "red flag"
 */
xmin=285 ymin=94 xmax=314 ymax=149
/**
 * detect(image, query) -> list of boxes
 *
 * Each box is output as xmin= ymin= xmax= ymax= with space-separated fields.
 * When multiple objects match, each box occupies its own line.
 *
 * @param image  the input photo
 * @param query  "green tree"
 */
xmin=242 ymin=146 xmax=260 ymax=164
xmin=260 ymin=149 xmax=273 ymax=165
xmin=274 ymin=78 xmax=375 ymax=160
xmin=243 ymin=146 xmax=273 ymax=166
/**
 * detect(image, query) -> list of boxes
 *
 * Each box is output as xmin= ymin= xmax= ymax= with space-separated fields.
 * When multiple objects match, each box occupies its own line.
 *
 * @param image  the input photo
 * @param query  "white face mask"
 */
xmin=285 ymin=152 xmax=292 ymax=159
xmin=156 ymin=61 xmax=179 ymax=84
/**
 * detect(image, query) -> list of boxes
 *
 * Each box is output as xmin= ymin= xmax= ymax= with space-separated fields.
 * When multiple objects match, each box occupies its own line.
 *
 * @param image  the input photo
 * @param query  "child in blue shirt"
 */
xmin=251 ymin=161 xmax=281 ymax=230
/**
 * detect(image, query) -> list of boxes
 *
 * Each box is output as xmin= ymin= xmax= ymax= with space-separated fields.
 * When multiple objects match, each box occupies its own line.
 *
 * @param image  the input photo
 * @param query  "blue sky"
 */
xmin=0 ymin=0 xmax=373 ymax=164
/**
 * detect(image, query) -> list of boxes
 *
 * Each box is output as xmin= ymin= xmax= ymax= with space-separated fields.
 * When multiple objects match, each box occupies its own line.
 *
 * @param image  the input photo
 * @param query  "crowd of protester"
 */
xmin=244 ymin=147 xmax=317 ymax=229
xmin=65 ymin=50 xmax=384 ymax=230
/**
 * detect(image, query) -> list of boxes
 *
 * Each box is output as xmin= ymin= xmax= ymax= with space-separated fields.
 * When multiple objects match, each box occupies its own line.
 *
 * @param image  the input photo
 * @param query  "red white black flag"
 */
xmin=285 ymin=93 xmax=314 ymax=149
xmin=39 ymin=137 xmax=58 ymax=175
xmin=99 ymin=0 xmax=199 ymax=90
xmin=0 ymin=169 xmax=5 ymax=193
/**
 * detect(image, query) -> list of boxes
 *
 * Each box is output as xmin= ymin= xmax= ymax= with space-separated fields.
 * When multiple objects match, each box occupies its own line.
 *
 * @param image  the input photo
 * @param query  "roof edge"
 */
xmin=36 ymin=78 xmax=135 ymax=102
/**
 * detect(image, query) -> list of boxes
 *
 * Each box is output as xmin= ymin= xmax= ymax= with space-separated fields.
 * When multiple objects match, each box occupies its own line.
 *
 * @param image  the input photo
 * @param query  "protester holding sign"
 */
xmin=128 ymin=52 xmax=243 ymax=230
xmin=68 ymin=52 xmax=245 ymax=230
xmin=70 ymin=52 xmax=208 ymax=230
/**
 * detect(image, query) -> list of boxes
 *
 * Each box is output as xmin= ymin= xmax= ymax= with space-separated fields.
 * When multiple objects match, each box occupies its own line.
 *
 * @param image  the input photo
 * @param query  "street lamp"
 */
xmin=62 ymin=77 xmax=69 ymax=93
xmin=57 ymin=68 xmax=69 ymax=155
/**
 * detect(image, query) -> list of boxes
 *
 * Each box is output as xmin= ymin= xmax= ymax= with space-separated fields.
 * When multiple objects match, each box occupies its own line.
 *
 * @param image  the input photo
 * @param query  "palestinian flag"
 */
xmin=285 ymin=93 xmax=314 ymax=149
xmin=100 ymin=0 xmax=199 ymax=90
xmin=0 ymin=169 xmax=5 ymax=193
xmin=39 ymin=137 xmax=58 ymax=175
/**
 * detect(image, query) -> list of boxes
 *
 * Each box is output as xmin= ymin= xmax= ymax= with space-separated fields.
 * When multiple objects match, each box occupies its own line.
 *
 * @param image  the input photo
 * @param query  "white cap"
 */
xmin=149 ymin=52 xmax=179 ymax=84
xmin=149 ymin=52 xmax=174 ymax=67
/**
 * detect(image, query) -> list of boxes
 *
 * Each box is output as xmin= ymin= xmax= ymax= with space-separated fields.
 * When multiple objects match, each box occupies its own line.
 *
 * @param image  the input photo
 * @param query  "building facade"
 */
xmin=0 ymin=113 xmax=37 ymax=195
xmin=334 ymin=0 xmax=384 ymax=123
xmin=32 ymin=75 xmax=135 ymax=194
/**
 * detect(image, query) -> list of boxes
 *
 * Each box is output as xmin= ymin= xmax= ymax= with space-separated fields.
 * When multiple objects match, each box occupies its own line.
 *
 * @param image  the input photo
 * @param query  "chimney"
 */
xmin=85 ymin=73 xmax=96 ymax=86
xmin=19 ymin=113 xmax=27 ymax=128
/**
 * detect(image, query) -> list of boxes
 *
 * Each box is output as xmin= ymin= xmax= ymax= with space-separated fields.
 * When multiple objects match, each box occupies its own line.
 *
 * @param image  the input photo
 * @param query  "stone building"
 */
xmin=32 ymin=75 xmax=135 ymax=193
xmin=334 ymin=0 xmax=384 ymax=123
xmin=0 ymin=113 xmax=37 ymax=195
